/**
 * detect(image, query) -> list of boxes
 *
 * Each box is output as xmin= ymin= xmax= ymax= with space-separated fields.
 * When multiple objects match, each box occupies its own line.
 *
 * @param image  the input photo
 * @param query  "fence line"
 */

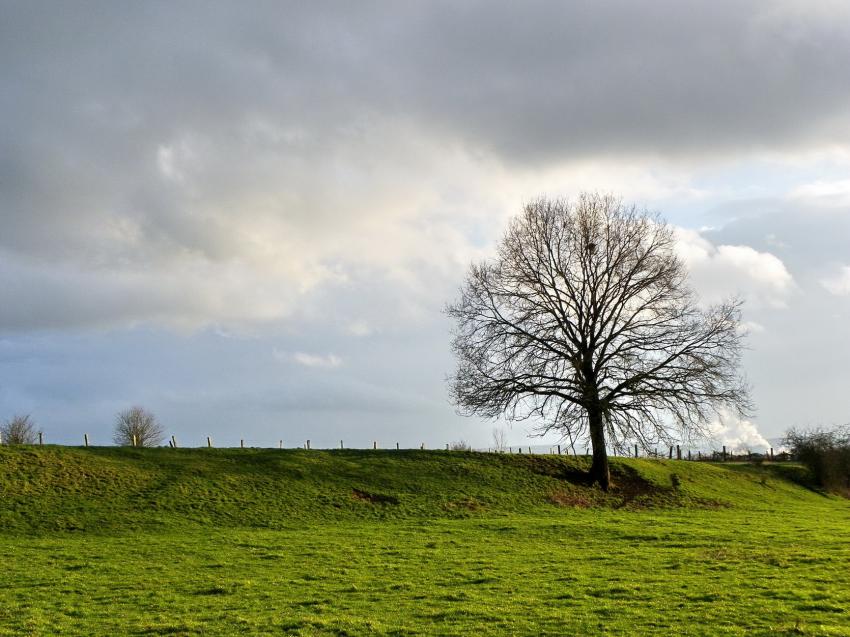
xmin=0 ymin=434 xmax=790 ymax=461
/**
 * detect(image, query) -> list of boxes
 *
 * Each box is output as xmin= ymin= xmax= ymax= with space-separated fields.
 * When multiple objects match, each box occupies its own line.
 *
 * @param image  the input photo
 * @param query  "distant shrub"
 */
xmin=113 ymin=406 xmax=165 ymax=447
xmin=784 ymin=426 xmax=850 ymax=496
xmin=1 ymin=414 xmax=39 ymax=445
xmin=449 ymin=440 xmax=472 ymax=451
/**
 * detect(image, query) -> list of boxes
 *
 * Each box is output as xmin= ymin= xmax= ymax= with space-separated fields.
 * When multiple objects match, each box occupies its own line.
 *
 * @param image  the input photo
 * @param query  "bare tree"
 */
xmin=492 ymin=426 xmax=509 ymax=453
xmin=113 ymin=406 xmax=165 ymax=447
xmin=1 ymin=414 xmax=39 ymax=445
xmin=447 ymin=194 xmax=751 ymax=490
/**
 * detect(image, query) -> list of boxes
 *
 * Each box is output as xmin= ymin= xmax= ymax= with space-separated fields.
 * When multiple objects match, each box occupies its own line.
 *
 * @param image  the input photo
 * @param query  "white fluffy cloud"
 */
xmin=822 ymin=265 xmax=850 ymax=296
xmin=675 ymin=229 xmax=795 ymax=308
xmin=707 ymin=409 xmax=771 ymax=452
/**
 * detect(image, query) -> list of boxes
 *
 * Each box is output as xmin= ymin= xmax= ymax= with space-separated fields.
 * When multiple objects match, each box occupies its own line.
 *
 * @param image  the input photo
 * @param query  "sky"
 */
xmin=1 ymin=1 xmax=849 ymax=450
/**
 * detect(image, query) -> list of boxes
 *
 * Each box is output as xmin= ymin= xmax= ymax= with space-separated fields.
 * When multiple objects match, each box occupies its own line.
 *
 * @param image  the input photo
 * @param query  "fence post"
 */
xmin=207 ymin=436 xmax=212 ymax=448
xmin=770 ymin=447 xmax=774 ymax=460
xmin=307 ymin=440 xmax=311 ymax=450
xmin=240 ymin=439 xmax=244 ymax=449
xmin=445 ymin=443 xmax=449 ymax=451
xmin=676 ymin=445 xmax=681 ymax=460
xmin=172 ymin=435 xmax=177 ymax=448
xmin=634 ymin=443 xmax=638 ymax=458
xmin=557 ymin=444 xmax=561 ymax=455
xmin=279 ymin=440 xmax=283 ymax=449
xmin=698 ymin=450 xmax=701 ymax=460
xmin=84 ymin=433 xmax=89 ymax=447
xmin=340 ymin=440 xmax=344 ymax=449
xmin=420 ymin=442 xmax=424 ymax=450
xmin=374 ymin=441 xmax=378 ymax=450
xmin=688 ymin=449 xmax=692 ymax=461
xmin=39 ymin=432 xmax=43 ymax=446
xmin=396 ymin=442 xmax=399 ymax=450
xmin=669 ymin=445 xmax=673 ymax=459
xmin=722 ymin=445 xmax=727 ymax=461
xmin=132 ymin=434 xmax=137 ymax=447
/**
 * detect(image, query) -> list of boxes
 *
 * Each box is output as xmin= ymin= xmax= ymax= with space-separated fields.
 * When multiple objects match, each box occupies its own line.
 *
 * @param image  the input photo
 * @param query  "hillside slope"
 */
xmin=0 ymin=446 xmax=836 ymax=534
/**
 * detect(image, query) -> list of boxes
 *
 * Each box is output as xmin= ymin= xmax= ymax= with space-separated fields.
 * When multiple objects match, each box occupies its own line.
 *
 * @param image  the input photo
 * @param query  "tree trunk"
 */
xmin=587 ymin=405 xmax=611 ymax=490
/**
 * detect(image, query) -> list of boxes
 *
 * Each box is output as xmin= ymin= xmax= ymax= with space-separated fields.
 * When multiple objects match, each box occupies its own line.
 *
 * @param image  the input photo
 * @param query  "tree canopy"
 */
xmin=447 ymin=194 xmax=751 ymax=489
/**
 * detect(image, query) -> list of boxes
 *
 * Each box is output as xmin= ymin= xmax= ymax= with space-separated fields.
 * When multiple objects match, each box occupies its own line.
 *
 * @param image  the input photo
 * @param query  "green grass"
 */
xmin=1 ymin=447 xmax=849 ymax=635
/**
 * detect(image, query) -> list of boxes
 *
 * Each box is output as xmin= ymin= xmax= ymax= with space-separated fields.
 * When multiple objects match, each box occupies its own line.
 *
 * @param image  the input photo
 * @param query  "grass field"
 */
xmin=1 ymin=447 xmax=849 ymax=635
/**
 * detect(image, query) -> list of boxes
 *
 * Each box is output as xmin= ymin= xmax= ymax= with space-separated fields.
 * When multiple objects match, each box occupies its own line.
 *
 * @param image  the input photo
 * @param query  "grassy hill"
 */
xmin=1 ymin=447 xmax=849 ymax=636
xmin=0 ymin=445 xmax=829 ymax=533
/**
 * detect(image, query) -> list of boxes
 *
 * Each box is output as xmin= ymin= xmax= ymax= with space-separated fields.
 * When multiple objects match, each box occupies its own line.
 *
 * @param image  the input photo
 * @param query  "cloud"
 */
xmin=674 ymin=229 xmax=795 ymax=308
xmin=790 ymin=179 xmax=850 ymax=205
xmin=707 ymin=409 xmax=771 ymax=452
xmin=292 ymin=352 xmax=342 ymax=369
xmin=1 ymin=1 xmax=850 ymax=334
xmin=822 ymin=265 xmax=850 ymax=296
xmin=347 ymin=321 xmax=373 ymax=337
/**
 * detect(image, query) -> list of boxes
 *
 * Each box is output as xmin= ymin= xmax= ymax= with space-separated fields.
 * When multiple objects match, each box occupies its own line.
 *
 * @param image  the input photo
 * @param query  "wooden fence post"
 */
xmin=172 ymin=435 xmax=177 ymax=448
xmin=669 ymin=445 xmax=673 ymax=459
xmin=445 ymin=443 xmax=449 ymax=451
xmin=279 ymin=440 xmax=283 ymax=449
xmin=688 ymin=449 xmax=692 ymax=461
xmin=240 ymin=439 xmax=244 ymax=449
xmin=39 ymin=432 xmax=44 ymax=446
xmin=420 ymin=442 xmax=424 ymax=450
xmin=634 ymin=444 xmax=638 ymax=458
xmin=770 ymin=447 xmax=774 ymax=460
xmin=396 ymin=442 xmax=399 ymax=450
xmin=307 ymin=440 xmax=311 ymax=450
xmin=132 ymin=434 xmax=137 ymax=447
xmin=207 ymin=436 xmax=212 ymax=448
xmin=84 ymin=433 xmax=89 ymax=447
xmin=722 ymin=445 xmax=727 ymax=461
xmin=557 ymin=444 xmax=561 ymax=455
xmin=676 ymin=445 xmax=681 ymax=460
xmin=374 ymin=441 xmax=378 ymax=450
xmin=340 ymin=440 xmax=344 ymax=449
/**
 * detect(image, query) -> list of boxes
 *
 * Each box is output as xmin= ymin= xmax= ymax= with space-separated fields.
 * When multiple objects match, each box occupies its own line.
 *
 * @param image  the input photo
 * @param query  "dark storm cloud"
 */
xmin=5 ymin=2 xmax=850 ymax=166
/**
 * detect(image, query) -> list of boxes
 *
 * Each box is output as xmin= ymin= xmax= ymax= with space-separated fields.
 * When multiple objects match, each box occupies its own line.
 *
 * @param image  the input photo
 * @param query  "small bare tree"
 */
xmin=1 ymin=414 xmax=39 ymax=445
xmin=113 ymin=406 xmax=164 ymax=447
xmin=492 ymin=426 xmax=508 ymax=453
xmin=447 ymin=194 xmax=751 ymax=490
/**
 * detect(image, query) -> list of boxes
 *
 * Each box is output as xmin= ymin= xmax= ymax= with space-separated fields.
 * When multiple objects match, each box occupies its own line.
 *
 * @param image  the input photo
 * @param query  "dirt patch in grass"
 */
xmin=351 ymin=489 xmax=399 ymax=505
xmin=443 ymin=497 xmax=484 ymax=512
xmin=548 ymin=490 xmax=594 ymax=508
